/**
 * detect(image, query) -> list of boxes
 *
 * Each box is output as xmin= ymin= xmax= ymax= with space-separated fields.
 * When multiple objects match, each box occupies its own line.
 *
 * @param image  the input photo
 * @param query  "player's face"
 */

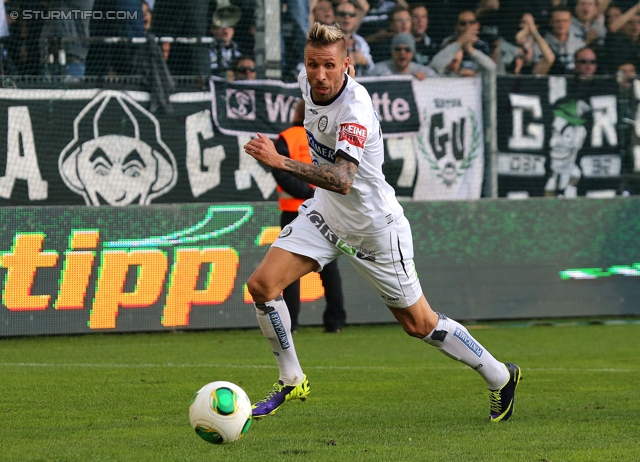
xmin=304 ymin=42 xmax=349 ymax=102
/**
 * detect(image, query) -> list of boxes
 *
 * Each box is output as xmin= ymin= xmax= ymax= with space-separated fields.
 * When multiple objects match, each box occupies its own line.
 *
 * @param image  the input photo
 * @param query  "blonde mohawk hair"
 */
xmin=307 ymin=22 xmax=346 ymax=48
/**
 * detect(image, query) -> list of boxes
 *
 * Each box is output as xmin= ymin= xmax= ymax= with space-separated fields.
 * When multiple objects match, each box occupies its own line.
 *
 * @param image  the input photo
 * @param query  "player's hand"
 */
xmin=244 ymin=133 xmax=284 ymax=169
xmin=348 ymin=64 xmax=356 ymax=78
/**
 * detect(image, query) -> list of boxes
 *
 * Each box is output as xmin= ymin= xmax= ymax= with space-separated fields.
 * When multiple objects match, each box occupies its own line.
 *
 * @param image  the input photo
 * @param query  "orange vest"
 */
xmin=277 ymin=126 xmax=314 ymax=212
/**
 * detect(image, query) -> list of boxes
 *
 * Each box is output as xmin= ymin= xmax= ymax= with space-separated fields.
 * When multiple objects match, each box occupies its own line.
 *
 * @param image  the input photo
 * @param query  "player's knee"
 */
xmin=401 ymin=324 xmax=429 ymax=339
xmin=246 ymin=273 xmax=278 ymax=301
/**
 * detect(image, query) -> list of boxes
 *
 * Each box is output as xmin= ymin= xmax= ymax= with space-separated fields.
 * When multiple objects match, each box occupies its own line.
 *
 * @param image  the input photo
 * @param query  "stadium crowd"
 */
xmin=0 ymin=0 xmax=639 ymax=83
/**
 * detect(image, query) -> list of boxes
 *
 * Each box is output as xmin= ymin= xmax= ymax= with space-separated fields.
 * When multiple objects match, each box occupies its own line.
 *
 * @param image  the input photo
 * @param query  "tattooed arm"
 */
xmin=244 ymin=132 xmax=356 ymax=195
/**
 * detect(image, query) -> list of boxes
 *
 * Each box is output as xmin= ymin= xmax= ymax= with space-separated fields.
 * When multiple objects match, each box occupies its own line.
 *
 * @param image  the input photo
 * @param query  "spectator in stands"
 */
xmin=608 ymin=2 xmax=640 ymax=33
xmin=284 ymin=0 xmax=310 ymax=82
xmin=41 ymin=0 xmax=95 ymax=78
xmin=336 ymin=0 xmax=374 ymax=76
xmin=602 ymin=7 xmax=640 ymax=74
xmin=367 ymin=5 xmax=413 ymax=64
xmin=334 ymin=0 xmax=370 ymax=29
xmin=430 ymin=34 xmax=496 ymax=76
xmin=149 ymin=0 xmax=210 ymax=76
xmin=1 ymin=0 xmax=18 ymax=75
xmin=430 ymin=10 xmax=493 ymax=76
xmin=442 ymin=11 xmax=491 ymax=58
xmin=371 ymin=31 xmax=436 ymax=79
xmin=312 ymin=0 xmax=335 ymax=25
xmin=617 ymin=61 xmax=636 ymax=89
xmin=605 ymin=4 xmax=622 ymax=31
xmin=570 ymin=0 xmax=609 ymax=46
xmin=537 ymin=6 xmax=585 ymax=75
xmin=357 ymin=0 xmax=407 ymax=41
xmin=233 ymin=55 xmax=257 ymax=81
xmin=142 ymin=1 xmax=152 ymax=33
xmin=208 ymin=23 xmax=242 ymax=79
xmin=616 ymin=60 xmax=638 ymax=188
xmin=514 ymin=13 xmax=555 ymax=75
xmin=573 ymin=46 xmax=598 ymax=79
xmin=410 ymin=4 xmax=439 ymax=66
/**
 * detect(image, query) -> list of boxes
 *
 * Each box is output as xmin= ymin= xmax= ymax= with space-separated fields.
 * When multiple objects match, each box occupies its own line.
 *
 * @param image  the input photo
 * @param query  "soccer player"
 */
xmin=243 ymin=22 xmax=521 ymax=423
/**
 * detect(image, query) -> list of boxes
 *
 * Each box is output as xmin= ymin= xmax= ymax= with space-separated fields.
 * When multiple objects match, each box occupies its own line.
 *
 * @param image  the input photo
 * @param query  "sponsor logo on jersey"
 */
xmin=307 ymin=210 xmax=376 ymax=261
xmin=453 ymin=327 xmax=483 ymax=357
xmin=318 ymin=115 xmax=328 ymax=132
xmin=338 ymin=123 xmax=367 ymax=148
xmin=306 ymin=130 xmax=336 ymax=163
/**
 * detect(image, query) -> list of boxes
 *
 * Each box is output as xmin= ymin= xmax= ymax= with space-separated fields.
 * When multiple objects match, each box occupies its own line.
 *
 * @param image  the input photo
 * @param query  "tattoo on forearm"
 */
xmin=282 ymin=156 xmax=356 ymax=194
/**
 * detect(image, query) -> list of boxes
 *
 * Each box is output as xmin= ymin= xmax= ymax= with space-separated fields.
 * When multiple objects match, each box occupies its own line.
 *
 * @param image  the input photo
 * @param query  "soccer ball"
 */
xmin=189 ymin=381 xmax=253 ymax=444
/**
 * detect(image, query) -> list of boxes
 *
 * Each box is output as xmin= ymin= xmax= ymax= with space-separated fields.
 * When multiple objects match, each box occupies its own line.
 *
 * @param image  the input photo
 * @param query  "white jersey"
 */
xmin=298 ymin=68 xmax=404 ymax=236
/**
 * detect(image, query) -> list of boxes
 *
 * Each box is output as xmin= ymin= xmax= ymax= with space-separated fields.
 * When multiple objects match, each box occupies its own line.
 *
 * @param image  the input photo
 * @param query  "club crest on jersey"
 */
xmin=279 ymin=226 xmax=292 ymax=238
xmin=338 ymin=123 xmax=367 ymax=148
xmin=318 ymin=115 xmax=328 ymax=132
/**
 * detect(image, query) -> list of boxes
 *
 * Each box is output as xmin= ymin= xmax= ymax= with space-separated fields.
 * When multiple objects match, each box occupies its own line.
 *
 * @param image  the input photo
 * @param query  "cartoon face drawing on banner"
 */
xmin=545 ymin=98 xmax=589 ymax=198
xmin=59 ymin=91 xmax=177 ymax=206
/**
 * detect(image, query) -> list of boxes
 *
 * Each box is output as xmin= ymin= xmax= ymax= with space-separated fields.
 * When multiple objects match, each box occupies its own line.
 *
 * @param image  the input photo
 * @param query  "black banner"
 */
xmin=497 ymin=76 xmax=624 ymax=197
xmin=0 ymin=81 xmax=420 ymax=206
xmin=209 ymin=76 xmax=420 ymax=138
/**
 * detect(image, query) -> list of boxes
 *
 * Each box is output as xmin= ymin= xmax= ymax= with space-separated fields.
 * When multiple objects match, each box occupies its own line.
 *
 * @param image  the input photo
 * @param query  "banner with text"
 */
xmin=0 ymin=79 xmax=482 ymax=206
xmin=497 ymin=76 xmax=623 ymax=198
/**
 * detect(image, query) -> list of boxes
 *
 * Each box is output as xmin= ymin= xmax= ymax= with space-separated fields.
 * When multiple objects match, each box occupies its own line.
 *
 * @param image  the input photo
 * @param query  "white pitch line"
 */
xmin=0 ymin=363 xmax=637 ymax=373
xmin=0 ymin=362 xmax=456 ymax=371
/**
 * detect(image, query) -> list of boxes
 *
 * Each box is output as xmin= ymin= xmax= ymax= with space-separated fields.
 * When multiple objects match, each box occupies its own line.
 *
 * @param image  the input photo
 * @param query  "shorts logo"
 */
xmin=338 ymin=123 xmax=367 ymax=148
xmin=307 ymin=210 xmax=375 ymax=261
xmin=453 ymin=327 xmax=483 ymax=358
xmin=318 ymin=115 xmax=328 ymax=132
xmin=279 ymin=226 xmax=292 ymax=238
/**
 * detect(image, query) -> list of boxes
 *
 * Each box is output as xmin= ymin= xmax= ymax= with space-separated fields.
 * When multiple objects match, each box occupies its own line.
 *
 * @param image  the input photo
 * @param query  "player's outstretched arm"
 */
xmin=244 ymin=133 xmax=356 ymax=195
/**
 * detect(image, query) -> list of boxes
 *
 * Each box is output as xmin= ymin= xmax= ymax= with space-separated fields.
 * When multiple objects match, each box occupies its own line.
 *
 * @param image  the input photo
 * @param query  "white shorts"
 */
xmin=272 ymin=200 xmax=423 ymax=308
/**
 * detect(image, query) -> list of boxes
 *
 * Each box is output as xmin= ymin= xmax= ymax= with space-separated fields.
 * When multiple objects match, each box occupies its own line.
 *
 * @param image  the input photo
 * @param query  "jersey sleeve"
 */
xmin=333 ymin=89 xmax=373 ymax=166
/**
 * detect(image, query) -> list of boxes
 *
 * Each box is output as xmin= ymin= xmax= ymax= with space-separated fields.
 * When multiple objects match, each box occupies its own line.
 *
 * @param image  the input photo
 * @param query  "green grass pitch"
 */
xmin=1 ymin=321 xmax=639 ymax=461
